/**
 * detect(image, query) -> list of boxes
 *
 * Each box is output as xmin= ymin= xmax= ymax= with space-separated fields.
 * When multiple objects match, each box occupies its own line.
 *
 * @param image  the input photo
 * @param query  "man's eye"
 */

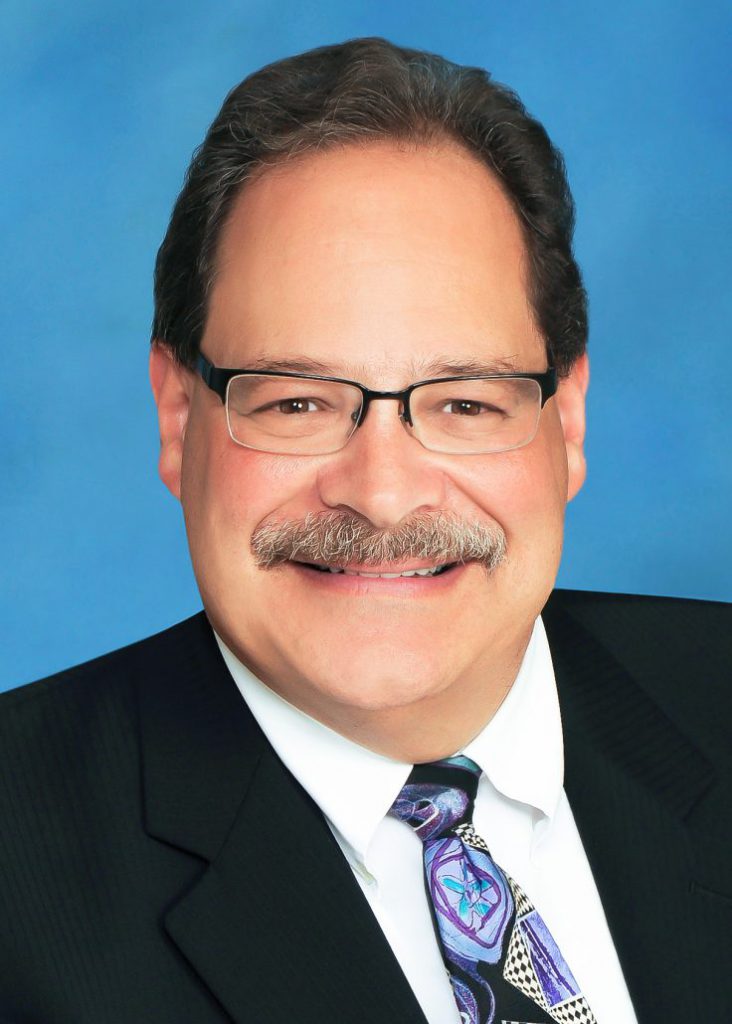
xmin=277 ymin=398 xmax=319 ymax=414
xmin=443 ymin=400 xmax=503 ymax=417
xmin=253 ymin=398 xmax=321 ymax=415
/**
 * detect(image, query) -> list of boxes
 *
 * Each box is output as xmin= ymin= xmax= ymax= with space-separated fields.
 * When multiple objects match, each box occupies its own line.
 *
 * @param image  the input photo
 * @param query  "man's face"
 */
xmin=152 ymin=142 xmax=587 ymax=732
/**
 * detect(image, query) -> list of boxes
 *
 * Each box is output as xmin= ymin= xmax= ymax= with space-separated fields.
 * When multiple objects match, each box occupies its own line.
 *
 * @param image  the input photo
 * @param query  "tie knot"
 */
xmin=389 ymin=755 xmax=481 ymax=842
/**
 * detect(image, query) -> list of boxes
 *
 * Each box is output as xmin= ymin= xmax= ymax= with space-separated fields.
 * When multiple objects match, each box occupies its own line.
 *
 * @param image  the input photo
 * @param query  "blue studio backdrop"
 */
xmin=2 ymin=0 xmax=730 ymax=691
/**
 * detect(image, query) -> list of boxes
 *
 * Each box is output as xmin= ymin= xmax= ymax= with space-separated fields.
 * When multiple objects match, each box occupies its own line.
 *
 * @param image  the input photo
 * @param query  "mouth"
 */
xmin=292 ymin=561 xmax=459 ymax=578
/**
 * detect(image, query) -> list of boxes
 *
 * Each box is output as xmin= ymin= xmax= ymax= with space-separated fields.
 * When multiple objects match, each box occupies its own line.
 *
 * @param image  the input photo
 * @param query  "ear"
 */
xmin=149 ymin=342 xmax=193 ymax=501
xmin=554 ymin=354 xmax=589 ymax=502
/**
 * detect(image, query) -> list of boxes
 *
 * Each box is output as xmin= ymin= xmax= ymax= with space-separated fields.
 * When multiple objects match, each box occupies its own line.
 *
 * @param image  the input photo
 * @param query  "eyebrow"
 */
xmin=418 ymin=356 xmax=523 ymax=376
xmin=244 ymin=356 xmax=341 ymax=375
xmin=241 ymin=354 xmax=525 ymax=378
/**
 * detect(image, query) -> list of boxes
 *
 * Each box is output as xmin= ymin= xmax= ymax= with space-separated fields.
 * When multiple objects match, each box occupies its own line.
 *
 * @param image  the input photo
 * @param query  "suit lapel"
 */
xmin=543 ymin=596 xmax=731 ymax=1022
xmin=137 ymin=613 xmax=427 ymax=1024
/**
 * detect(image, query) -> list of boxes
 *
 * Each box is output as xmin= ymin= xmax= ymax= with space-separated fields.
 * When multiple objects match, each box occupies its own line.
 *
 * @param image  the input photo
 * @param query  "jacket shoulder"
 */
xmin=0 ymin=612 xmax=211 ymax=777
xmin=1 ymin=612 xmax=210 ymax=709
xmin=545 ymin=588 xmax=731 ymax=664
xmin=546 ymin=586 xmax=730 ymax=618
xmin=544 ymin=588 xmax=732 ymax=755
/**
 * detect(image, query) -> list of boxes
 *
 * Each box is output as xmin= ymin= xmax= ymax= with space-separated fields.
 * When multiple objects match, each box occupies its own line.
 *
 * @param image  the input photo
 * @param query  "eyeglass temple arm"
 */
xmin=196 ymin=354 xmax=228 ymax=402
xmin=539 ymin=367 xmax=558 ymax=405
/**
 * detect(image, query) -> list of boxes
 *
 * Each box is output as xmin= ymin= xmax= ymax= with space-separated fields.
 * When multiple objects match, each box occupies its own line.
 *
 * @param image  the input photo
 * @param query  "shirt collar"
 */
xmin=214 ymin=614 xmax=562 ymax=867
xmin=463 ymin=615 xmax=564 ymax=821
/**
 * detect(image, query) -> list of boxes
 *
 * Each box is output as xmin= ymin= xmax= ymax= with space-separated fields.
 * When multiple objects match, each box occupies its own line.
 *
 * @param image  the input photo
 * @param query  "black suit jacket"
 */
xmin=0 ymin=590 xmax=730 ymax=1022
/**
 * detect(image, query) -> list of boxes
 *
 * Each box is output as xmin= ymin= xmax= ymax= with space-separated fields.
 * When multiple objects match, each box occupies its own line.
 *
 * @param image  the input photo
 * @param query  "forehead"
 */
xmin=203 ymin=141 xmax=545 ymax=380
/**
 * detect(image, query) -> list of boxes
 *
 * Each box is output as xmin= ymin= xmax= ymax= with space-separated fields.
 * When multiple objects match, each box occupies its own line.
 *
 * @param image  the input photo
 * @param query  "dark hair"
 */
xmin=152 ymin=37 xmax=587 ymax=376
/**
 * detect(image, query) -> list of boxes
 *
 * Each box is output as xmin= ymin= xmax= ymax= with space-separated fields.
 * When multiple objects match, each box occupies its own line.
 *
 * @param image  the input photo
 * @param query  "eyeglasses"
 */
xmin=196 ymin=353 xmax=557 ymax=456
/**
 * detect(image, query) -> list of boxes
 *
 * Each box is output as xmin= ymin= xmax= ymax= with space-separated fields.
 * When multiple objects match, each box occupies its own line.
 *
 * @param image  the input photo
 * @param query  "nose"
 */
xmin=316 ymin=398 xmax=448 ymax=528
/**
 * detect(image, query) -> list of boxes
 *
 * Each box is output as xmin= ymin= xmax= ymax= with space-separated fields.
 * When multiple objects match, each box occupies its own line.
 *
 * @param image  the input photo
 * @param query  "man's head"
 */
xmin=150 ymin=38 xmax=589 ymax=757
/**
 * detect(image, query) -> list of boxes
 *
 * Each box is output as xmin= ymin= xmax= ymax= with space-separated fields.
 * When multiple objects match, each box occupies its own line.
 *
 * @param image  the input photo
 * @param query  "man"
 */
xmin=0 ymin=37 xmax=729 ymax=1024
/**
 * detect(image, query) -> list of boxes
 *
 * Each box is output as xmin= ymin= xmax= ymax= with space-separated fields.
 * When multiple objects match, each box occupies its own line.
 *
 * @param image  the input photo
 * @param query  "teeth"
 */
xmin=317 ymin=564 xmax=449 ymax=578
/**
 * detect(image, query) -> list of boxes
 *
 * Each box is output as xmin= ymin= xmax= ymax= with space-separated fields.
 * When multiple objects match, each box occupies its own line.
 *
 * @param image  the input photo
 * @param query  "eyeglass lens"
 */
xmin=225 ymin=374 xmax=543 ymax=455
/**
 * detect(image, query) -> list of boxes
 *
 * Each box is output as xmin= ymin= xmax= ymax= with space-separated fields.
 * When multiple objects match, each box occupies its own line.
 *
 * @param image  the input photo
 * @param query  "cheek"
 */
xmin=450 ymin=434 xmax=567 ymax=537
xmin=442 ymin=426 xmax=568 ymax=612
xmin=180 ymin=417 xmax=320 ymax=556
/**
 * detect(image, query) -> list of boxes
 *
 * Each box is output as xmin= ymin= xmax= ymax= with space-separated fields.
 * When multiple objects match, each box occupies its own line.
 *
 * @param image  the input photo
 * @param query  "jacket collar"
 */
xmin=542 ymin=592 xmax=715 ymax=821
xmin=137 ymin=612 xmax=264 ymax=862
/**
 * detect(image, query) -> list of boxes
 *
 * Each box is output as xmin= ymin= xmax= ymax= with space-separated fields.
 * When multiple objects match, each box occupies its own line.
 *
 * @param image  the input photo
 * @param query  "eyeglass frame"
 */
xmin=195 ymin=352 xmax=558 ymax=452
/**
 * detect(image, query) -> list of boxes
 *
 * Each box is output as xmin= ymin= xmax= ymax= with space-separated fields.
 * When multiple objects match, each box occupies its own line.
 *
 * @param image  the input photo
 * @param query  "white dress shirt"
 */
xmin=215 ymin=618 xmax=638 ymax=1024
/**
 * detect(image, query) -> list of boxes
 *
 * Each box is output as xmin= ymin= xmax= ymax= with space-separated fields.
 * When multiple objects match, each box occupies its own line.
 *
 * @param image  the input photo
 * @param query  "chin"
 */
xmin=302 ymin=648 xmax=454 ymax=715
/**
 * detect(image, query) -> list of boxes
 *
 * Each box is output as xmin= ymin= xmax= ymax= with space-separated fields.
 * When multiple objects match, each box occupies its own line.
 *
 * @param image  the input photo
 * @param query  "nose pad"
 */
xmin=350 ymin=398 xmax=412 ymax=431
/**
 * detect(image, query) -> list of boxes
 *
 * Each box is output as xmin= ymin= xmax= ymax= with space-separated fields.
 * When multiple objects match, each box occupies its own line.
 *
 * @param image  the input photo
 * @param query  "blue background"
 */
xmin=2 ymin=0 xmax=730 ymax=691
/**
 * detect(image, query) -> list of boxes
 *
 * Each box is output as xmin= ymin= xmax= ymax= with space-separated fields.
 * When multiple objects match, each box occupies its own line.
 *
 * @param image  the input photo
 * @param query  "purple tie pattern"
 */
xmin=389 ymin=756 xmax=596 ymax=1024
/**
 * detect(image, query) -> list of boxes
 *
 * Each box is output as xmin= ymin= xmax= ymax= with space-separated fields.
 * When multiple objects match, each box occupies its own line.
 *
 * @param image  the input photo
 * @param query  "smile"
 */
xmin=294 ymin=562 xmax=458 ymax=578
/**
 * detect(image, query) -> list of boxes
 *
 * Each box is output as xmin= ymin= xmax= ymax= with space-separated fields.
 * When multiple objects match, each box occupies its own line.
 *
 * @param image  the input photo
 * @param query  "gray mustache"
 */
xmin=251 ymin=511 xmax=507 ymax=571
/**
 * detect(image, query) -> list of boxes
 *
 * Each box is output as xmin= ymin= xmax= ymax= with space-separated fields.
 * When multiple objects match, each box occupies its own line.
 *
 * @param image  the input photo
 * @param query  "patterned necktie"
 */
xmin=389 ymin=755 xmax=596 ymax=1024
